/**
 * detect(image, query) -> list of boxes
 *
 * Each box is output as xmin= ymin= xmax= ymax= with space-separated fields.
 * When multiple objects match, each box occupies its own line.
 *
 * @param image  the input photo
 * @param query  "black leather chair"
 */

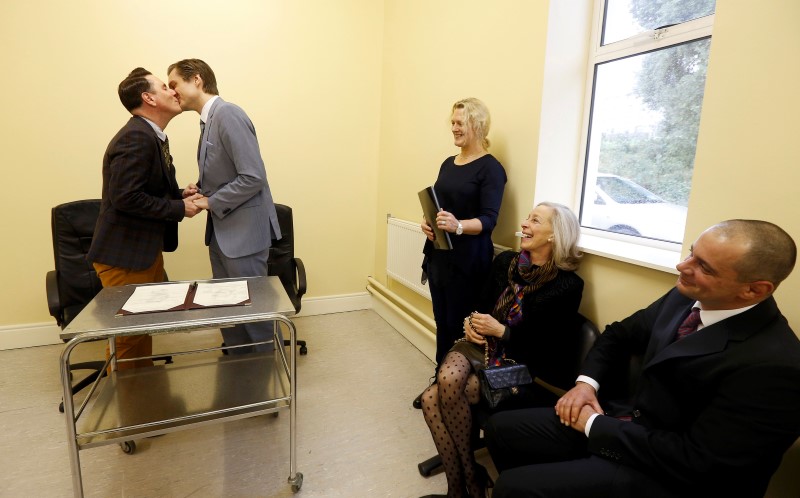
xmin=269 ymin=204 xmax=308 ymax=355
xmin=46 ymin=199 xmax=174 ymax=412
xmin=46 ymin=200 xmax=108 ymax=410
xmin=417 ymin=313 xmax=600 ymax=476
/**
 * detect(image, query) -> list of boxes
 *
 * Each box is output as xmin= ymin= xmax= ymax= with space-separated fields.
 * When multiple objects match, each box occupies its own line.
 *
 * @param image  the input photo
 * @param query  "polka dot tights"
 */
xmin=421 ymin=351 xmax=483 ymax=498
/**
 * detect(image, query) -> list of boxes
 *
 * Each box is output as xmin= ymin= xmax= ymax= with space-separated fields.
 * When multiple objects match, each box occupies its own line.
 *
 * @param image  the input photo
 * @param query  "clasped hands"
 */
xmin=182 ymin=183 xmax=207 ymax=218
xmin=554 ymin=382 xmax=604 ymax=434
xmin=462 ymin=312 xmax=505 ymax=345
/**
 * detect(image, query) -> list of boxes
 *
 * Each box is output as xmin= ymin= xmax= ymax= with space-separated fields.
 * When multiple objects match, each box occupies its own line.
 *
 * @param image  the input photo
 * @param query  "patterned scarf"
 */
xmin=486 ymin=251 xmax=558 ymax=364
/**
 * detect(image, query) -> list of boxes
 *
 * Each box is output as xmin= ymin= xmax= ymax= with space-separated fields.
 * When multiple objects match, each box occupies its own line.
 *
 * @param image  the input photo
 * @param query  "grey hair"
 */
xmin=538 ymin=201 xmax=582 ymax=271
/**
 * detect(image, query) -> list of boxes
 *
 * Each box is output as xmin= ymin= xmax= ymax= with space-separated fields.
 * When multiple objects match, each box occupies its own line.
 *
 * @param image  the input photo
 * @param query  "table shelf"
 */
xmin=76 ymin=352 xmax=290 ymax=448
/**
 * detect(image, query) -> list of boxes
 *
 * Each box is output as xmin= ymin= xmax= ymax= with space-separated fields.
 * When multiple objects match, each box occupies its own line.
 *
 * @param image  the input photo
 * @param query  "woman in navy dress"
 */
xmin=416 ymin=98 xmax=506 ymax=408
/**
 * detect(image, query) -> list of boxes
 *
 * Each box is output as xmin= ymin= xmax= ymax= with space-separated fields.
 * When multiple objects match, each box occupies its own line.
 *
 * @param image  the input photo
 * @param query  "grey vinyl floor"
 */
xmin=0 ymin=310 xmax=494 ymax=497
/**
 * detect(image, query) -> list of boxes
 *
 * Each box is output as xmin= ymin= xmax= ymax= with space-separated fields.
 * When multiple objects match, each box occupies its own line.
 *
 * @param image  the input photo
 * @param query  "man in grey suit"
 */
xmin=167 ymin=59 xmax=282 ymax=353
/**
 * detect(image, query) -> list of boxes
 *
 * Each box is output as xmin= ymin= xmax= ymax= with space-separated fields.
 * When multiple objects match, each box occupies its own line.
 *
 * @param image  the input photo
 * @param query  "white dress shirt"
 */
xmin=581 ymin=301 xmax=756 ymax=436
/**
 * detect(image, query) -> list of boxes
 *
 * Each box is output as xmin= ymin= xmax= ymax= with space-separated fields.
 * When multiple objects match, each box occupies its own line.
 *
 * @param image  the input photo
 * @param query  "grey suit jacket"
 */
xmin=198 ymin=97 xmax=281 ymax=258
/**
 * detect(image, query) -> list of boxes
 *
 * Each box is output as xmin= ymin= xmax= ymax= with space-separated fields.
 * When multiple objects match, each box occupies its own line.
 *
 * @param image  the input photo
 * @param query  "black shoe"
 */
xmin=414 ymin=375 xmax=438 ymax=409
xmin=413 ymin=391 xmax=424 ymax=409
xmin=469 ymin=463 xmax=494 ymax=498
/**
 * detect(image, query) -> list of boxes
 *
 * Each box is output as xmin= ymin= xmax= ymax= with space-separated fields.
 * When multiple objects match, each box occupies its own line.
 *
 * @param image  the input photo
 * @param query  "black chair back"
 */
xmin=268 ymin=204 xmax=302 ymax=312
xmin=50 ymin=199 xmax=102 ymax=328
xmin=575 ymin=314 xmax=600 ymax=376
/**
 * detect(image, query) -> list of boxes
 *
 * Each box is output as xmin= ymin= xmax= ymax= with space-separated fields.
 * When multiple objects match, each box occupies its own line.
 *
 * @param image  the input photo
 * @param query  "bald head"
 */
xmin=708 ymin=220 xmax=796 ymax=288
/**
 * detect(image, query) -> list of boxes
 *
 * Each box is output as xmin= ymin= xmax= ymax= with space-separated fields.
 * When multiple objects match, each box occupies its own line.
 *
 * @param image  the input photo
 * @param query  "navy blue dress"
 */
xmin=423 ymin=154 xmax=507 ymax=364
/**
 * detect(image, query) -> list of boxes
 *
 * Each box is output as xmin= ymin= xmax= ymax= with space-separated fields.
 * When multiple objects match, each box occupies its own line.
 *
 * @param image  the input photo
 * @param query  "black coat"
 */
xmin=584 ymin=288 xmax=800 ymax=497
xmin=477 ymin=250 xmax=584 ymax=391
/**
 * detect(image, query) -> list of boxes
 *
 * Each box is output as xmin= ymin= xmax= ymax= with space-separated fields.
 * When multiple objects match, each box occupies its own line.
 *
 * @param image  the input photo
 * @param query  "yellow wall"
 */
xmin=373 ymin=0 xmax=800 ymax=333
xmin=373 ymin=0 xmax=550 ymax=324
xmin=0 ymin=0 xmax=383 ymax=326
xmin=2 ymin=0 xmax=799 ymax=336
xmin=685 ymin=0 xmax=800 ymax=321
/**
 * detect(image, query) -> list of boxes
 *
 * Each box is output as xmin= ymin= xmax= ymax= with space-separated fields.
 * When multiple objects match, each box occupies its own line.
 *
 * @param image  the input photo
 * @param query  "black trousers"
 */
xmin=485 ymin=407 xmax=681 ymax=498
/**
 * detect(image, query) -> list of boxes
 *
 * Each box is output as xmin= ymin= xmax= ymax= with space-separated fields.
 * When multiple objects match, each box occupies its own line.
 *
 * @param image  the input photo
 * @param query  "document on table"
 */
xmin=117 ymin=280 xmax=251 ymax=315
xmin=192 ymin=281 xmax=250 ymax=307
xmin=120 ymin=282 xmax=192 ymax=314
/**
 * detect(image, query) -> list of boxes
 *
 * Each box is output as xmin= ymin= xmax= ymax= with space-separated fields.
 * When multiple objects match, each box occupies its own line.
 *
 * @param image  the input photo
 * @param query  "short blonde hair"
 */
xmin=452 ymin=98 xmax=491 ymax=150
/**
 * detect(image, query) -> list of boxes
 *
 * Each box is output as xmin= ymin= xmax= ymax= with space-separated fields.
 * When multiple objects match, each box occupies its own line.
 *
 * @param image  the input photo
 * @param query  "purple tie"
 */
xmin=677 ymin=307 xmax=702 ymax=340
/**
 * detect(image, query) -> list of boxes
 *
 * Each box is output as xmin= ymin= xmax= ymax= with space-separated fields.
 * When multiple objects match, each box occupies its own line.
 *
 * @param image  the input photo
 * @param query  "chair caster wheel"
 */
xmin=299 ymin=346 xmax=308 ymax=355
xmin=120 ymin=440 xmax=136 ymax=454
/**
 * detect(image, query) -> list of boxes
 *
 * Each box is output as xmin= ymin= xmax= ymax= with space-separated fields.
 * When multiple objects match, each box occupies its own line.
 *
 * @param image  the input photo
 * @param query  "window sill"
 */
xmin=579 ymin=230 xmax=681 ymax=275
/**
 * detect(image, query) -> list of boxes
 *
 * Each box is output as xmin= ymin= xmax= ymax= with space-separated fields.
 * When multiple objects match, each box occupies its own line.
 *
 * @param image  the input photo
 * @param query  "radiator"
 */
xmin=386 ymin=217 xmax=431 ymax=299
xmin=386 ymin=217 xmax=512 ymax=301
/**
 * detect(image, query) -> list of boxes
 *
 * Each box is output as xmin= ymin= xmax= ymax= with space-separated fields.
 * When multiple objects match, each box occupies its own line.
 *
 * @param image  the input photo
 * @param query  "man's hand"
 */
xmin=183 ymin=183 xmax=199 ymax=198
xmin=555 ymin=382 xmax=603 ymax=427
xmin=183 ymin=194 xmax=205 ymax=218
xmin=571 ymin=404 xmax=601 ymax=434
xmin=193 ymin=197 xmax=209 ymax=210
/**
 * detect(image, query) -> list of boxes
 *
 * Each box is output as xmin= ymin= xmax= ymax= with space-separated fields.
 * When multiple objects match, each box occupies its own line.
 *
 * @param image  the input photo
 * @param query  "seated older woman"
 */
xmin=420 ymin=202 xmax=584 ymax=498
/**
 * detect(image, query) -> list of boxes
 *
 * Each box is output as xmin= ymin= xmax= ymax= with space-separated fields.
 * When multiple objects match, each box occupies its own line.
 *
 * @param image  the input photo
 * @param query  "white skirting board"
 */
xmin=0 ymin=322 xmax=63 ymax=351
xmin=0 ymin=292 xmax=373 ymax=351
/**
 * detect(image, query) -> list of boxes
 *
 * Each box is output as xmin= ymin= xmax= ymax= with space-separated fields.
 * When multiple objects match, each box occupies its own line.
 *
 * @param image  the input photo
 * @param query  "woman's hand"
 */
xmin=421 ymin=219 xmax=435 ymax=241
xmin=464 ymin=312 xmax=505 ymax=344
xmin=435 ymin=210 xmax=458 ymax=233
xmin=463 ymin=315 xmax=486 ymax=344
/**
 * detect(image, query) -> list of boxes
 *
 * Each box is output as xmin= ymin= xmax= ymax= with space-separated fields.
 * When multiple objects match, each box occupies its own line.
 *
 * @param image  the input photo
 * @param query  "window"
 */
xmin=578 ymin=1 xmax=715 ymax=248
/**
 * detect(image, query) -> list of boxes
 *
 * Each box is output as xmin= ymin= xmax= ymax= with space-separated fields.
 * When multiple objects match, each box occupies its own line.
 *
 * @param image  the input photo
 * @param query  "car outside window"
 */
xmin=578 ymin=0 xmax=715 ymax=244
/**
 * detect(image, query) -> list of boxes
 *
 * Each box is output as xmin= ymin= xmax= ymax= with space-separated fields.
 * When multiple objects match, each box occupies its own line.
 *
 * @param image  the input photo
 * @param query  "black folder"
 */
xmin=418 ymin=186 xmax=453 ymax=250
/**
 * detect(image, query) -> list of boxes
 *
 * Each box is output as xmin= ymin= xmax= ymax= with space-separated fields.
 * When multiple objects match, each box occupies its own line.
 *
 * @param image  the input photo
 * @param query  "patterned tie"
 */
xmin=676 ymin=307 xmax=702 ymax=340
xmin=160 ymin=137 xmax=172 ymax=169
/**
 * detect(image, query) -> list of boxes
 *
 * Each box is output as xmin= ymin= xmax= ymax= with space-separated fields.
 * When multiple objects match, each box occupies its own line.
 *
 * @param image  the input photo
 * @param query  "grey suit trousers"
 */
xmin=209 ymin=232 xmax=280 ymax=353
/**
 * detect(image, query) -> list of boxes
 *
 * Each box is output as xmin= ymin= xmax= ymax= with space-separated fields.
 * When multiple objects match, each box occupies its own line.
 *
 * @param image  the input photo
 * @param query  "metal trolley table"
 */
xmin=59 ymin=276 xmax=303 ymax=497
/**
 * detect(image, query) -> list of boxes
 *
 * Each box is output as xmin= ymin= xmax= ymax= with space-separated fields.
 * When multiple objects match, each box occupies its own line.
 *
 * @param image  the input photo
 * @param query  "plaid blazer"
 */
xmin=88 ymin=116 xmax=185 ymax=271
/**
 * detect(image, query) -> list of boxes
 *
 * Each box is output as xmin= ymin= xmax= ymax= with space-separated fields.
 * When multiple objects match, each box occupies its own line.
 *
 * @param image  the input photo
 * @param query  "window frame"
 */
xmin=574 ymin=1 xmax=714 ymax=274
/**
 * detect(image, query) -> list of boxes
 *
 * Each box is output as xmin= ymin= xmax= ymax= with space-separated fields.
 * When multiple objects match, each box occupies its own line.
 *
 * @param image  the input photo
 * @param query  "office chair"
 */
xmin=46 ymin=199 xmax=107 ymax=411
xmin=269 ymin=203 xmax=308 ymax=355
xmin=46 ymin=199 xmax=172 ymax=413
xmin=417 ymin=313 xmax=600 ymax=477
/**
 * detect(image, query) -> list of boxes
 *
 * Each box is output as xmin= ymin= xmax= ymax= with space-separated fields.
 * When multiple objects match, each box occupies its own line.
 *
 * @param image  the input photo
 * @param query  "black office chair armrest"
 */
xmin=295 ymin=257 xmax=307 ymax=300
xmin=46 ymin=270 xmax=63 ymax=326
